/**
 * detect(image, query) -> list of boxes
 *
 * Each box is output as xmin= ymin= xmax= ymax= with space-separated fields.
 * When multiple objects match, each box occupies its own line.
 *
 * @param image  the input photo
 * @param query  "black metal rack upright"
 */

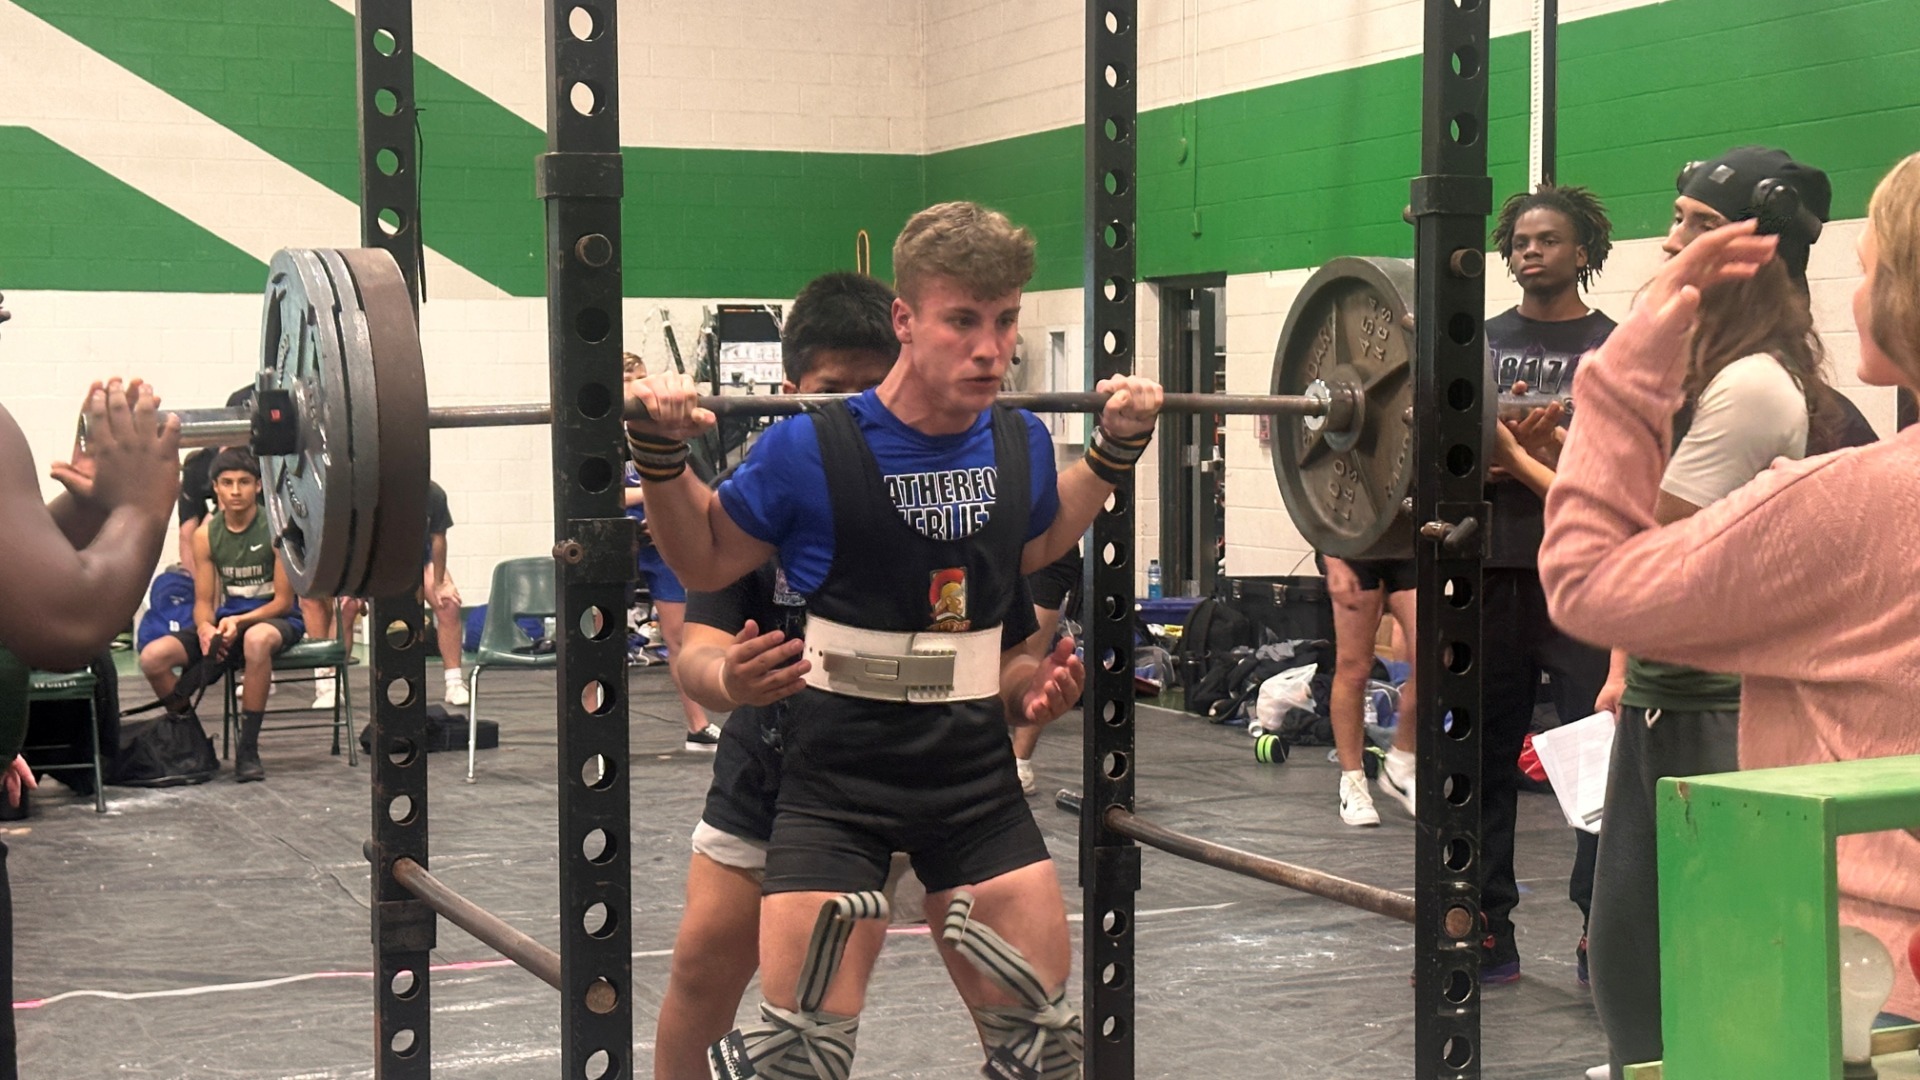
xmin=1410 ymin=0 xmax=1493 ymax=1077
xmin=356 ymin=3 xmax=434 ymax=1076
xmin=536 ymin=1 xmax=637 ymax=1077
xmin=1079 ymin=3 xmax=1142 ymax=1078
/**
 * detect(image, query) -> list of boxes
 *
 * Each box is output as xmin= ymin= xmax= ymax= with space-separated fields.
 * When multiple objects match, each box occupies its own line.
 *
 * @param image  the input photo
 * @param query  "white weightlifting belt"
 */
xmin=801 ymin=616 xmax=1001 ymax=703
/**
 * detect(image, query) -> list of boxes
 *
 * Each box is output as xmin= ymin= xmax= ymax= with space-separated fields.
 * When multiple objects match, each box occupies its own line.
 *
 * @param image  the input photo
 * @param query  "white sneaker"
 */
xmin=1339 ymin=771 xmax=1380 ymax=827
xmin=1016 ymin=758 xmax=1036 ymax=795
xmin=444 ymin=680 xmax=470 ymax=707
xmin=1585 ymin=1067 xmax=1611 ymax=1080
xmin=313 ymin=682 xmax=336 ymax=711
xmin=1377 ymin=748 xmax=1417 ymax=816
xmin=685 ymin=723 xmax=721 ymax=752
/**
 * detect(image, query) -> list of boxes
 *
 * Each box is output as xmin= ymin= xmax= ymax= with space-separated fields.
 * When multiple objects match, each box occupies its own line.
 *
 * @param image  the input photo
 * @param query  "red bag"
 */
xmin=1517 ymin=733 xmax=1548 ymax=784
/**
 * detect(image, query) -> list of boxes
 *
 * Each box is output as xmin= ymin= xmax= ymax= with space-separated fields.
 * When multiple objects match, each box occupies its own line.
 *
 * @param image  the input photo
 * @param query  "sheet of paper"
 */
xmin=1529 ymin=710 xmax=1617 ymax=834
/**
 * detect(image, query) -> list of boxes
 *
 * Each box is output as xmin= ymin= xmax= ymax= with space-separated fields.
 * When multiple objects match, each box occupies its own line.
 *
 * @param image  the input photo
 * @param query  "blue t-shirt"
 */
xmin=717 ymin=390 xmax=1060 ymax=597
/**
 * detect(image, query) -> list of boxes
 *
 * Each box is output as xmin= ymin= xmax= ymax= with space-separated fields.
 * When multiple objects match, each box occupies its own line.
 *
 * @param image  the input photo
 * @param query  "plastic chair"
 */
xmin=221 ymin=638 xmax=355 ymax=766
xmin=25 ymin=669 xmax=106 ymax=813
xmin=466 ymin=557 xmax=556 ymax=783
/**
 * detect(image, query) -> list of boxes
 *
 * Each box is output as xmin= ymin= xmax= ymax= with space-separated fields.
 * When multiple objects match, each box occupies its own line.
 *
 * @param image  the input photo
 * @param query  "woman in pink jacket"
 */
xmin=1541 ymin=154 xmax=1920 ymax=1047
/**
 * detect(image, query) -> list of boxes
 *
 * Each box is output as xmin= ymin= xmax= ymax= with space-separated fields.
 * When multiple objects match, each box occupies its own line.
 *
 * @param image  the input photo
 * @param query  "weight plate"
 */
xmin=260 ymin=249 xmax=356 ymax=598
xmin=314 ymin=248 xmax=384 ymax=601
xmin=258 ymin=248 xmax=428 ymax=599
xmin=336 ymin=248 xmax=429 ymax=599
xmin=1269 ymin=257 xmax=1418 ymax=561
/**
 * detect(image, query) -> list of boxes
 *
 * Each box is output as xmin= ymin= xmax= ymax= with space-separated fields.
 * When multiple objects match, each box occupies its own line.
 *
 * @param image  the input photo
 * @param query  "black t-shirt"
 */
xmin=1484 ymin=308 xmax=1616 ymax=567
xmin=423 ymin=481 xmax=453 ymax=564
xmin=178 ymin=447 xmax=217 ymax=524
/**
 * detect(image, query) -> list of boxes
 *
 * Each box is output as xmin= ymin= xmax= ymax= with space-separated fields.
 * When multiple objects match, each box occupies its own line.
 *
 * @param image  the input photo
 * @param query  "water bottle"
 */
xmin=1146 ymin=559 xmax=1163 ymax=600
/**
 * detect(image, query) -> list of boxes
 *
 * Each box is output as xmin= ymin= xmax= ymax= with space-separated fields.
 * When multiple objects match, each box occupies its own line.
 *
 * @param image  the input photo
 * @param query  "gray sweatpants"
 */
xmin=1588 ymin=705 xmax=1740 ymax=1080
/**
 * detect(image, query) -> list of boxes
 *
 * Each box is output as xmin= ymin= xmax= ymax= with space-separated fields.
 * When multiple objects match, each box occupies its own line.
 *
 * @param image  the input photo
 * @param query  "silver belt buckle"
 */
xmin=822 ymin=650 xmax=957 ymax=701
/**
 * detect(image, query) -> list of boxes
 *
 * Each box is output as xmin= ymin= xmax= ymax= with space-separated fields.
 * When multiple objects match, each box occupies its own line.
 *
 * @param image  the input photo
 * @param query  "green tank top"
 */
xmin=0 ymin=646 xmax=29 ymax=760
xmin=1619 ymin=656 xmax=1742 ymax=713
xmin=206 ymin=511 xmax=276 ymax=615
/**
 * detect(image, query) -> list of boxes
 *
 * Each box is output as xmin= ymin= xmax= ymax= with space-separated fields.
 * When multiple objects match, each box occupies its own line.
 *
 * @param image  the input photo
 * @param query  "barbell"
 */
xmin=109 ymin=247 xmax=1566 ymax=600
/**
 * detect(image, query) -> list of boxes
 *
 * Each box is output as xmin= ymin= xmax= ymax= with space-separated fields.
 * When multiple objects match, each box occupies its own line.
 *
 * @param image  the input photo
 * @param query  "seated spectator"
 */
xmin=138 ymin=448 xmax=303 ymax=782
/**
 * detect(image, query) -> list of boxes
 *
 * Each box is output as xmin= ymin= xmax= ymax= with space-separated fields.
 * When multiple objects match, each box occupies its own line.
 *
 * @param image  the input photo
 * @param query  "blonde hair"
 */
xmin=892 ymin=201 xmax=1036 ymax=304
xmin=622 ymin=351 xmax=646 ymax=378
xmin=1867 ymin=152 xmax=1920 ymax=381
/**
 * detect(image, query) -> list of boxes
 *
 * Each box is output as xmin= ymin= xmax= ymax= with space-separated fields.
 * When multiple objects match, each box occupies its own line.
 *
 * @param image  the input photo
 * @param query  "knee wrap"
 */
xmin=707 ymin=891 xmax=888 ymax=1080
xmin=942 ymin=892 xmax=1084 ymax=1080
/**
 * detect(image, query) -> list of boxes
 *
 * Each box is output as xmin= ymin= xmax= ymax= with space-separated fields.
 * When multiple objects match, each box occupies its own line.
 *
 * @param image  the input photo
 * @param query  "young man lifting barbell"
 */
xmin=627 ymin=202 xmax=1159 ymax=1080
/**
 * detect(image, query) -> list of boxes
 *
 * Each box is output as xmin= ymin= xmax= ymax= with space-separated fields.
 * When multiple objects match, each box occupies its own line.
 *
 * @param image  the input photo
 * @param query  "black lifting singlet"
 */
xmin=769 ymin=401 xmax=1036 ymax=826
xmin=806 ymin=400 xmax=1031 ymax=635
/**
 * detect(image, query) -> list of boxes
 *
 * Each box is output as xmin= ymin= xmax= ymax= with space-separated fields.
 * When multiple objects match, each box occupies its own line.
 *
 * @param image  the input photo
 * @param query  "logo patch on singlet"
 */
xmin=929 ymin=568 xmax=971 ymax=632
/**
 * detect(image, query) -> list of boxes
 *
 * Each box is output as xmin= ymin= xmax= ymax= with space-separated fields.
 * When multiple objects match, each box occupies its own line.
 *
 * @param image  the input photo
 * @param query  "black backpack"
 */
xmin=1204 ymin=653 xmax=1293 ymax=723
xmin=113 ymin=712 xmax=218 ymax=787
xmin=1173 ymin=597 xmax=1254 ymax=716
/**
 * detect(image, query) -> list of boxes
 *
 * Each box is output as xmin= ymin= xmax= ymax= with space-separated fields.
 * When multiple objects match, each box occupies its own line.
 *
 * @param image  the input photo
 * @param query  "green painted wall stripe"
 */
xmin=0 ymin=126 xmax=265 ymax=292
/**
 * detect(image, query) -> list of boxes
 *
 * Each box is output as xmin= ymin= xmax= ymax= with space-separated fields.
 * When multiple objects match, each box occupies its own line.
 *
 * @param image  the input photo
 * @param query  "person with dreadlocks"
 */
xmin=1475 ymin=182 xmax=1619 ymax=987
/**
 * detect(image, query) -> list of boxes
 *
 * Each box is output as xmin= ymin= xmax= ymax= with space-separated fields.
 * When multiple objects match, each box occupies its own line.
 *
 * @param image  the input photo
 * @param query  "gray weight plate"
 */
xmin=314 ymin=248 xmax=384 ymax=600
xmin=1270 ymin=257 xmax=1418 ymax=561
xmin=260 ymin=249 xmax=355 ymax=598
xmin=335 ymin=248 xmax=428 ymax=599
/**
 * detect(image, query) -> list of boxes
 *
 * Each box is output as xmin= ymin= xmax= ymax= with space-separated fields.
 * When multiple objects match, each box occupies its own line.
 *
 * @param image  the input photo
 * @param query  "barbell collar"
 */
xmin=165 ymin=390 xmax=1334 ymax=449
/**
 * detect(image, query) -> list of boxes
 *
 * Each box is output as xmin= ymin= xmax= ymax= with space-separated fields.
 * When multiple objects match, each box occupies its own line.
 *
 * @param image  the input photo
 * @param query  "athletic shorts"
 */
xmin=696 ymin=709 xmax=784 ymax=860
xmin=1318 ymin=554 xmax=1417 ymax=595
xmin=1027 ymin=547 xmax=1083 ymax=612
xmin=635 ymin=544 xmax=688 ymax=604
xmin=761 ymin=691 xmax=1051 ymax=896
xmin=690 ymin=715 xmax=920 ymax=916
xmin=169 ymin=618 xmax=304 ymax=669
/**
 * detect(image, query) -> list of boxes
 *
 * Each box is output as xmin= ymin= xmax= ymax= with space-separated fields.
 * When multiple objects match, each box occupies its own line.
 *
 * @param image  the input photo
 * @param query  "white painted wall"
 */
xmin=923 ymin=0 xmax=1671 ymax=152
xmin=324 ymin=0 xmax=926 ymax=154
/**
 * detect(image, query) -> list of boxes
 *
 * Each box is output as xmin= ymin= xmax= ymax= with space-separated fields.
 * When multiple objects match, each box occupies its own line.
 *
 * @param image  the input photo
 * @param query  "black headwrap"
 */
xmin=1676 ymin=146 xmax=1831 ymax=280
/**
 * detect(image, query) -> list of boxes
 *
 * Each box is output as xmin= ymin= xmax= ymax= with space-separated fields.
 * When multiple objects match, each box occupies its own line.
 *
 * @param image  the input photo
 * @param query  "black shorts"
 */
xmin=1027 ymin=546 xmax=1083 ymax=612
xmin=762 ymin=691 xmax=1050 ymax=896
xmin=700 ymin=707 xmax=783 ymax=844
xmin=1318 ymin=554 xmax=1417 ymax=595
xmin=170 ymin=619 xmax=304 ymax=669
